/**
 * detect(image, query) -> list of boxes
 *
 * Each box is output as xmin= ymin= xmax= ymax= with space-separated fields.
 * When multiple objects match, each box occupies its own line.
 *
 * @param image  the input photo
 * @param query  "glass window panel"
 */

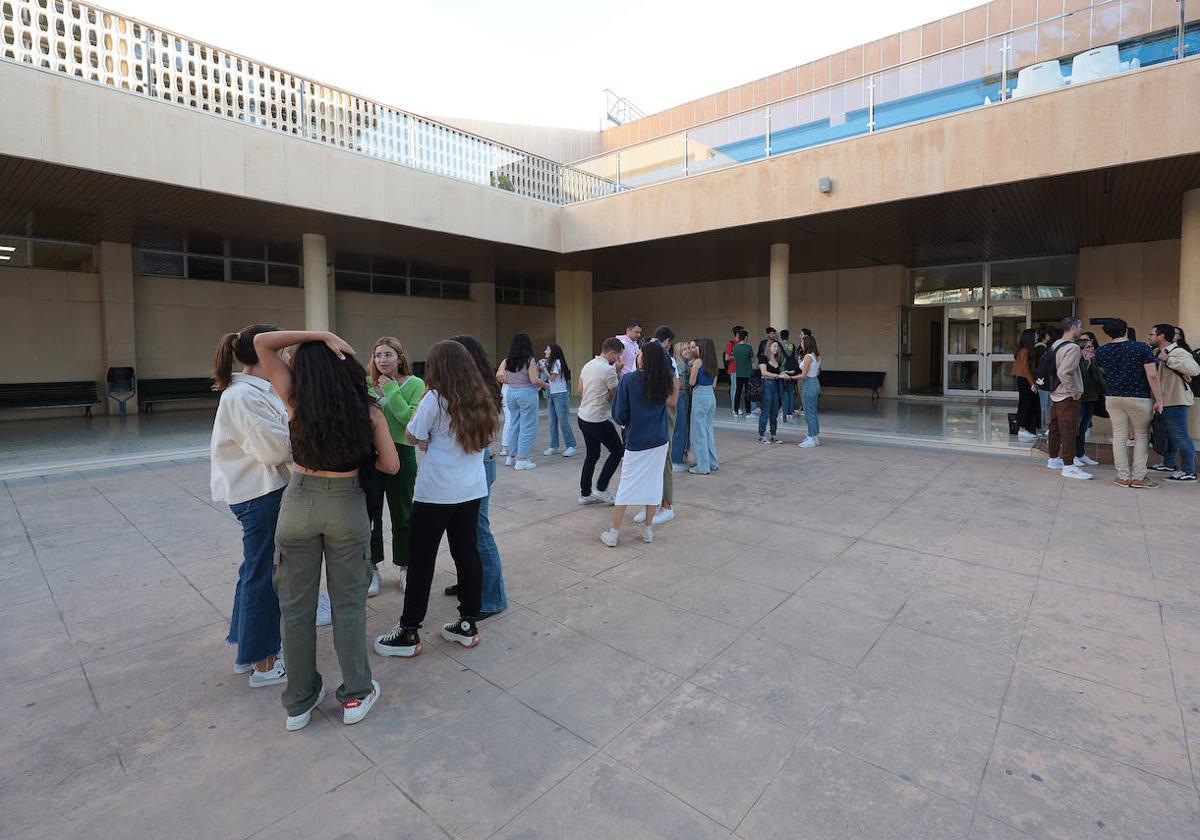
xmin=989 ymin=256 xmax=1077 ymax=300
xmin=30 ymin=240 xmax=94 ymax=270
xmin=409 ymin=262 xmax=439 ymax=280
xmin=442 ymin=280 xmax=469 ymax=300
xmin=187 ymin=233 xmax=223 ymax=256
xmin=443 ymin=267 xmax=469 ymax=284
xmin=186 ymin=255 xmax=224 ymax=281
xmin=372 ymin=274 xmax=407 ymax=295
xmin=948 ymin=360 xmax=979 ymax=390
xmin=230 ymin=260 xmax=266 ymax=284
xmin=335 ymin=269 xmax=370 ymax=292
xmin=410 ymin=277 xmax=441 ymax=298
xmin=229 ymin=239 xmax=265 ymax=259
xmin=373 ymin=256 xmax=406 ymax=276
xmin=141 ymin=250 xmax=185 ymax=276
xmin=910 ymin=264 xmax=985 ymax=305
xmin=991 ymin=361 xmax=1017 ymax=392
xmin=335 ymin=251 xmax=370 ymax=272
xmin=267 ymin=264 xmax=299 ymax=287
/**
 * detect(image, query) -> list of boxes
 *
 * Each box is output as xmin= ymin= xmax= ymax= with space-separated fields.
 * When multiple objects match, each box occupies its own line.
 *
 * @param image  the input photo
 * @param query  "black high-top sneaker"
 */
xmin=440 ymin=617 xmax=480 ymax=648
xmin=374 ymin=623 xmax=422 ymax=657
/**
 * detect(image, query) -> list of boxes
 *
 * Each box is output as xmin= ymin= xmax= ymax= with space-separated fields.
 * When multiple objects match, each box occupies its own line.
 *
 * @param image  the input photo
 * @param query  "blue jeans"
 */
xmin=547 ymin=390 xmax=577 ymax=450
xmin=671 ymin=389 xmax=690 ymax=465
xmin=728 ymin=373 xmax=737 ymax=412
xmin=782 ymin=381 xmax=796 ymax=417
xmin=227 ymin=486 xmax=284 ymax=666
xmin=802 ymin=377 xmax=821 ymax=437
xmin=1038 ymin=388 xmax=1051 ymax=429
xmin=1076 ymin=400 xmax=1096 ymax=459
xmin=477 ymin=451 xmax=508 ymax=614
xmin=690 ymin=385 xmax=719 ymax=472
xmin=505 ymin=386 xmax=539 ymax=457
xmin=1160 ymin=404 xmax=1196 ymax=475
xmin=758 ymin=380 xmax=782 ymax=437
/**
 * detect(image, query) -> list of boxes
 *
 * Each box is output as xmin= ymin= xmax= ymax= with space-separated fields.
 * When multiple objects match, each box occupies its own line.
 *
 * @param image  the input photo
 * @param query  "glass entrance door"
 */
xmin=985 ymin=302 xmax=1029 ymax=397
xmin=945 ymin=306 xmax=983 ymax=395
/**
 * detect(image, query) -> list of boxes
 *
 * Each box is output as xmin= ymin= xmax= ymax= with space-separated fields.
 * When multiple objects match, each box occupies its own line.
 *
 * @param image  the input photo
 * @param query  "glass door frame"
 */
xmin=944 ymin=304 xmax=985 ymax=396
xmin=984 ymin=300 xmax=1031 ymax=399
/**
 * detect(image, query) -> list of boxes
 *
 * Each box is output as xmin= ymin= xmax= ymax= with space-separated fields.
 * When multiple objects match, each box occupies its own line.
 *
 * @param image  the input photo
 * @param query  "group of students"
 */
xmin=495 ymin=334 xmax=578 ymax=471
xmin=724 ymin=325 xmax=823 ymax=448
xmin=210 ymin=326 xmax=509 ymax=732
xmin=1013 ymin=316 xmax=1199 ymax=485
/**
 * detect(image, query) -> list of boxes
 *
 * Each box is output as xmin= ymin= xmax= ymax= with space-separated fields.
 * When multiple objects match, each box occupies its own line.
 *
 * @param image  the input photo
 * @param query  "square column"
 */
xmin=470 ymin=262 xmax=497 ymax=362
xmin=555 ymin=269 xmax=593 ymax=371
xmin=98 ymin=241 xmax=138 ymax=415
xmin=302 ymin=233 xmax=329 ymax=331
xmin=1180 ymin=189 xmax=1200 ymax=438
xmin=769 ymin=243 xmax=790 ymax=332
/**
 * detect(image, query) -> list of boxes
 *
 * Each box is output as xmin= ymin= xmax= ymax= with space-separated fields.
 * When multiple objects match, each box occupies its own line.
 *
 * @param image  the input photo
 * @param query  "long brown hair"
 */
xmin=697 ymin=337 xmax=718 ymax=380
xmin=367 ymin=336 xmax=411 ymax=381
xmin=424 ymin=340 xmax=498 ymax=453
xmin=799 ymin=334 xmax=820 ymax=358
xmin=212 ymin=324 xmax=278 ymax=391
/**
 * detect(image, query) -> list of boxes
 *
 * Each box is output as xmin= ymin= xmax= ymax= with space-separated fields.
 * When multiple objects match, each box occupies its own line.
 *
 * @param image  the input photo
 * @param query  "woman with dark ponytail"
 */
xmin=209 ymin=324 xmax=292 ymax=690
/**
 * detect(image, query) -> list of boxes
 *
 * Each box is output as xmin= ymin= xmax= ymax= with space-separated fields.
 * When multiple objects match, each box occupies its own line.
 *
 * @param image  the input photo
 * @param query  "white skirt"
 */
xmin=614 ymin=442 xmax=668 ymax=507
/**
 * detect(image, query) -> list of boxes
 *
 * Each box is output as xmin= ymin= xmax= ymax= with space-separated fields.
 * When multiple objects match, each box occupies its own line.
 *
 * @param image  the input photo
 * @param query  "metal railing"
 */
xmin=0 ymin=0 xmax=619 ymax=204
xmin=572 ymin=0 xmax=1198 ymax=194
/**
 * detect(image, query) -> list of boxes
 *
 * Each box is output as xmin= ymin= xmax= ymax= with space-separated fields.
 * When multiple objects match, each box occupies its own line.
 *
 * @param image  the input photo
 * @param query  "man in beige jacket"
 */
xmin=1045 ymin=317 xmax=1090 ymax=480
xmin=1148 ymin=323 xmax=1200 ymax=481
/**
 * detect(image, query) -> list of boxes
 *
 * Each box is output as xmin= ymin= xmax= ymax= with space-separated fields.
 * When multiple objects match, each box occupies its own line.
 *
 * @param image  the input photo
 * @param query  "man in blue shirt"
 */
xmin=1095 ymin=318 xmax=1163 ymax=488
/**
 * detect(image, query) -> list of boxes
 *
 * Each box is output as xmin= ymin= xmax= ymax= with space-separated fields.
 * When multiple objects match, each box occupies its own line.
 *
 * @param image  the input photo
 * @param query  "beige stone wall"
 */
xmin=496 ymin=304 xmax=556 ymax=366
xmin=335 ymin=290 xmax=481 ymax=366
xmin=1076 ymin=239 xmax=1181 ymax=332
xmin=0 ymin=267 xmax=104 ymax=382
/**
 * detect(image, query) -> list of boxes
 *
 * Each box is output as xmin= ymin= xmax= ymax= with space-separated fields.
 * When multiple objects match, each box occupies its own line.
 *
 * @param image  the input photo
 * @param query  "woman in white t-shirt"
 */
xmin=796 ymin=334 xmax=822 ymax=448
xmin=541 ymin=343 xmax=578 ymax=457
xmin=374 ymin=340 xmax=500 ymax=658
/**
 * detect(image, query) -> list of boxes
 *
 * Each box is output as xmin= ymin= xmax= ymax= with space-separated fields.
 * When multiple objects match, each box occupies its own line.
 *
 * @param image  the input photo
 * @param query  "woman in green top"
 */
xmin=366 ymin=336 xmax=425 ymax=594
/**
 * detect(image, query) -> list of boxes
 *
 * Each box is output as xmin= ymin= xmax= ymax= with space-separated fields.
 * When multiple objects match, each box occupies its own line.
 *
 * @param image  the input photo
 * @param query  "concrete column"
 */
xmin=470 ymin=262 xmax=497 ymax=362
xmin=555 ymin=269 xmax=593 ymax=372
xmin=1180 ymin=189 xmax=1200 ymax=438
xmin=769 ymin=242 xmax=790 ymax=331
xmin=98 ymin=241 xmax=138 ymax=415
xmin=302 ymin=233 xmax=329 ymax=331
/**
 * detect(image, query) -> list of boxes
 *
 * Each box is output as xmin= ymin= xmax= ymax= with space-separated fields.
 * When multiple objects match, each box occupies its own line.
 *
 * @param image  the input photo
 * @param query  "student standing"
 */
xmin=1073 ymin=332 xmax=1104 ymax=467
xmin=724 ymin=325 xmax=743 ymax=416
xmin=576 ymin=338 xmax=625 ymax=505
xmin=1148 ymin=322 xmax=1200 ymax=481
xmin=1042 ymin=317 xmax=1090 ymax=480
xmin=779 ymin=329 xmax=797 ymax=422
xmin=796 ymin=334 xmax=823 ymax=448
xmin=601 ymin=339 xmax=679 ymax=547
xmin=731 ymin=330 xmax=755 ymax=418
xmin=498 ymin=332 xmax=547 ymax=470
xmin=254 ymin=329 xmax=398 ymax=732
xmin=671 ymin=341 xmax=693 ymax=471
xmin=375 ymin=340 xmax=500 ymax=657
xmin=688 ymin=338 xmax=720 ymax=474
xmin=210 ymin=324 xmax=292 ymax=689
xmin=542 ymin=343 xmax=577 ymax=457
xmin=1095 ymin=318 xmax=1164 ymax=488
xmin=1013 ymin=329 xmax=1040 ymax=441
xmin=757 ymin=339 xmax=787 ymax=444
xmin=636 ymin=325 xmax=680 ymax=528
xmin=445 ymin=334 xmax=509 ymax=618
xmin=616 ymin=320 xmax=643 ymax=378
xmin=365 ymin=337 xmax=424 ymax=595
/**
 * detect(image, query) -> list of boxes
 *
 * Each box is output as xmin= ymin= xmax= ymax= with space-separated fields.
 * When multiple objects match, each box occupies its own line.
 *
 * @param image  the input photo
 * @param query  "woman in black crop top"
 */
xmin=254 ymin=329 xmax=399 ymax=732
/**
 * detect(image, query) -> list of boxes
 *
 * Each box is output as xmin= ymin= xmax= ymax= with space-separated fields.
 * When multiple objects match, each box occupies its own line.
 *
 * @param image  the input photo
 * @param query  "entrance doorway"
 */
xmin=902 ymin=256 xmax=1077 ymax=399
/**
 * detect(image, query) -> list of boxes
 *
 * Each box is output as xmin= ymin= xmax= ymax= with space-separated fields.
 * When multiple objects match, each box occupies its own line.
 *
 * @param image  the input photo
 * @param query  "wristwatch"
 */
xmin=376 ymin=395 xmax=387 ymax=407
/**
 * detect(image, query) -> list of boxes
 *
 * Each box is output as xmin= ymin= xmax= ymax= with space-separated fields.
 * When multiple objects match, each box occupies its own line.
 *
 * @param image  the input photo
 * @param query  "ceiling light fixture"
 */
xmin=0 ymin=245 xmax=17 ymax=252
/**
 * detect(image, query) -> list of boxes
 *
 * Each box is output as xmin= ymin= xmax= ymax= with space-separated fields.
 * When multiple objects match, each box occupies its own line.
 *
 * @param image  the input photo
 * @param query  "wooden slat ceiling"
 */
xmin=2 ymin=152 xmax=1198 ymax=290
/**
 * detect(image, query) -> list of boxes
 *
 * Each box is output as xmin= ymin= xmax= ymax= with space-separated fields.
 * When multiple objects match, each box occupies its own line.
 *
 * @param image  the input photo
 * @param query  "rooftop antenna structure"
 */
xmin=603 ymin=88 xmax=646 ymax=128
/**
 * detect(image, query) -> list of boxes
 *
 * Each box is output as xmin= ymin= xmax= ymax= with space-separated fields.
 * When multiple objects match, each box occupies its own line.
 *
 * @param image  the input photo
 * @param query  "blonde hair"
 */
xmin=367 ymin=336 xmax=411 ymax=381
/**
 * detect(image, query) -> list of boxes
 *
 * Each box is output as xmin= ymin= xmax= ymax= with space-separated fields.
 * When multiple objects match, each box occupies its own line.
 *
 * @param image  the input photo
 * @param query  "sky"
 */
xmin=106 ymin=0 xmax=974 ymax=130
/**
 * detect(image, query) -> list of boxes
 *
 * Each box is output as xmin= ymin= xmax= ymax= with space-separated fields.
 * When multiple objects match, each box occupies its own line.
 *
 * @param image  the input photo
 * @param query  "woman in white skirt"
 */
xmin=601 ymin=339 xmax=680 ymax=547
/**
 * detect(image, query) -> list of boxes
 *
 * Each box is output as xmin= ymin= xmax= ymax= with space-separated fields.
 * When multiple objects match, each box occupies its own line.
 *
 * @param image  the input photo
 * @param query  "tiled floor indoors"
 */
xmin=3 ymin=422 xmax=1198 ymax=839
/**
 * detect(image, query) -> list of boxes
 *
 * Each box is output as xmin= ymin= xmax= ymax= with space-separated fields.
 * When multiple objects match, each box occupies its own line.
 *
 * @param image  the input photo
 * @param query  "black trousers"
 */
xmin=1016 ymin=378 xmax=1039 ymax=432
xmin=733 ymin=377 xmax=753 ymax=414
xmin=401 ymin=499 xmax=483 ymax=627
xmin=578 ymin=417 xmax=624 ymax=496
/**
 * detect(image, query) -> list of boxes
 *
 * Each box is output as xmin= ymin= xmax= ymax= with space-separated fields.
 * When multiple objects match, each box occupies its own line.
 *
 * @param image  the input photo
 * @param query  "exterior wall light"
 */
xmin=818 ymin=177 xmax=833 ymax=194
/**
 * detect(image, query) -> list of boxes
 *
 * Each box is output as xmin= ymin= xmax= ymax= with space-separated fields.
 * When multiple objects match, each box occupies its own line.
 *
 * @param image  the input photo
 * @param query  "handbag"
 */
xmin=745 ymin=375 xmax=764 ymax=404
xmin=1150 ymin=411 xmax=1171 ymax=456
xmin=1092 ymin=395 xmax=1109 ymax=419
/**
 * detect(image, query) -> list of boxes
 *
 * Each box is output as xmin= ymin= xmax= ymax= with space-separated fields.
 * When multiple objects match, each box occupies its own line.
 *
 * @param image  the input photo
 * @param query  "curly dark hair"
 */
xmin=288 ymin=342 xmax=374 ymax=471
xmin=451 ymin=334 xmax=502 ymax=410
xmin=425 ymin=340 xmax=498 ymax=453
xmin=505 ymin=332 xmax=535 ymax=373
xmin=638 ymin=339 xmax=674 ymax=405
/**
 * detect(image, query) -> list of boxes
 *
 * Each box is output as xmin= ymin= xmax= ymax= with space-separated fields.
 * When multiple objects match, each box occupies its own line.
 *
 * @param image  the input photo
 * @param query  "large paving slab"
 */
xmin=4 ymin=420 xmax=1200 ymax=839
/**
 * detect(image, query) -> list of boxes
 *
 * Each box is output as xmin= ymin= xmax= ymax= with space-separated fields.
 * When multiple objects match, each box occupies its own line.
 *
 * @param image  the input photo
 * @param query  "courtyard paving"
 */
xmin=3 ymin=422 xmax=1199 ymax=839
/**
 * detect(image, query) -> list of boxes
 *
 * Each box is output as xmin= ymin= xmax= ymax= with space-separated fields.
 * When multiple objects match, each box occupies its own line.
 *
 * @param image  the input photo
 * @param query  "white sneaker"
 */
xmin=799 ymin=437 xmax=818 ymax=449
xmin=514 ymin=460 xmax=537 ymax=471
xmin=563 ymin=447 xmax=576 ymax=457
xmin=248 ymin=656 xmax=287 ymax=688
xmin=1062 ymin=465 xmax=1093 ymax=480
xmin=285 ymin=685 xmax=325 ymax=732
xmin=233 ymin=662 xmax=254 ymax=675
xmin=600 ymin=528 xmax=620 ymax=547
xmin=1046 ymin=457 xmax=1064 ymax=470
xmin=1074 ymin=455 xmax=1099 ymax=467
xmin=367 ymin=569 xmax=381 ymax=597
xmin=1017 ymin=431 xmax=1037 ymax=442
xmin=398 ymin=568 xmax=407 ymax=590
xmin=652 ymin=508 xmax=675 ymax=526
xmin=671 ymin=463 xmax=688 ymax=473
xmin=642 ymin=526 xmax=654 ymax=544
xmin=543 ymin=447 xmax=557 ymax=456
xmin=633 ymin=509 xmax=647 ymax=524
xmin=316 ymin=592 xmax=332 ymax=627
xmin=342 ymin=680 xmax=380 ymax=725
xmin=498 ymin=448 xmax=509 ymax=457
xmin=504 ymin=456 xmax=514 ymax=466
xmin=590 ymin=490 xmax=614 ymax=505
xmin=753 ymin=408 xmax=761 ymax=416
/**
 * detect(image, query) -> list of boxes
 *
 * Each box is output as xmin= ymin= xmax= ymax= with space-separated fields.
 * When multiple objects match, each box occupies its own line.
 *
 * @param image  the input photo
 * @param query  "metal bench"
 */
xmin=139 ymin=377 xmax=218 ymax=411
xmin=818 ymin=370 xmax=886 ymax=400
xmin=0 ymin=381 xmax=101 ymax=416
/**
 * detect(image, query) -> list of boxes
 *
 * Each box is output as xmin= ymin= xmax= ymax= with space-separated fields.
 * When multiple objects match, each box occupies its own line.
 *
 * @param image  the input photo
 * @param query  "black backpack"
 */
xmin=1035 ymin=343 xmax=1069 ymax=392
xmin=1165 ymin=348 xmax=1200 ymax=398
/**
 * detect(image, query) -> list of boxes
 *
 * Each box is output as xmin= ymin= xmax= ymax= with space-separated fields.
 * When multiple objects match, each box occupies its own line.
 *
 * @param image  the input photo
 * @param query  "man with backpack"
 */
xmin=1095 ymin=318 xmax=1164 ymax=488
xmin=1038 ymin=316 xmax=1090 ymax=480
xmin=1148 ymin=323 xmax=1200 ymax=482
